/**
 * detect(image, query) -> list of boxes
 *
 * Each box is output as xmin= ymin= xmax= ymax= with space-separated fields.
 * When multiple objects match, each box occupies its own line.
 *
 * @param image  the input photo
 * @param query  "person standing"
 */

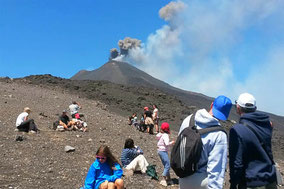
xmin=178 ymin=95 xmax=232 ymax=189
xmin=156 ymin=122 xmax=175 ymax=186
xmin=16 ymin=107 xmax=39 ymax=133
xmin=144 ymin=107 xmax=154 ymax=134
xmin=229 ymin=93 xmax=277 ymax=189
xmin=152 ymin=104 xmax=159 ymax=133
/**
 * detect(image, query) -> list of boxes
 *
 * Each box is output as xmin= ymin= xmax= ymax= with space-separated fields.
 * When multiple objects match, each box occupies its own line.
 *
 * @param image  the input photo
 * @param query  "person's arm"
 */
xmin=106 ymin=163 xmax=123 ymax=182
xmin=84 ymin=162 xmax=97 ymax=189
xmin=77 ymin=102 xmax=82 ymax=109
xmin=24 ymin=115 xmax=29 ymax=121
xmin=229 ymin=128 xmax=244 ymax=189
xmin=136 ymin=146 xmax=143 ymax=154
xmin=163 ymin=134 xmax=174 ymax=146
xmin=206 ymin=132 xmax=227 ymax=189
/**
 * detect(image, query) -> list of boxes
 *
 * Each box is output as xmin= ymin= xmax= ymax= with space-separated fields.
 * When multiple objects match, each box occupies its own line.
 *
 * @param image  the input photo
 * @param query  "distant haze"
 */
xmin=118 ymin=0 xmax=284 ymax=116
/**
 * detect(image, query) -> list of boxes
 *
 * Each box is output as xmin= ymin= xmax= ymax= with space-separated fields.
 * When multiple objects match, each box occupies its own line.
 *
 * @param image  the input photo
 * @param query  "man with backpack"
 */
xmin=177 ymin=95 xmax=232 ymax=189
xmin=229 ymin=93 xmax=277 ymax=189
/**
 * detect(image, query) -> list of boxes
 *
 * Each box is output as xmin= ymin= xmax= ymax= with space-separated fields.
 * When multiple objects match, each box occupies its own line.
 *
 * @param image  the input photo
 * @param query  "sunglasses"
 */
xmin=96 ymin=155 xmax=106 ymax=160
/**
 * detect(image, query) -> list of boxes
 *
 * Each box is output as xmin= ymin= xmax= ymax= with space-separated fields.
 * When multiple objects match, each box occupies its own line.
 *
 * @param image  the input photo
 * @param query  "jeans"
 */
xmin=158 ymin=150 xmax=170 ymax=176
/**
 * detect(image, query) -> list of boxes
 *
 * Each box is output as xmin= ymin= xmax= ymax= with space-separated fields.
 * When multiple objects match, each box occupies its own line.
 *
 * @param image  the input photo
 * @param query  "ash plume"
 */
xmin=159 ymin=1 xmax=186 ymax=22
xmin=118 ymin=37 xmax=141 ymax=56
xmin=110 ymin=37 xmax=141 ymax=60
xmin=121 ymin=0 xmax=284 ymax=115
xmin=109 ymin=48 xmax=119 ymax=60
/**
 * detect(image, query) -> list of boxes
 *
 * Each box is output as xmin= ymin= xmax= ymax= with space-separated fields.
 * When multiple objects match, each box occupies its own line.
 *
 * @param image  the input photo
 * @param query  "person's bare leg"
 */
xmin=99 ymin=181 xmax=108 ymax=189
xmin=114 ymin=179 xmax=124 ymax=189
xmin=107 ymin=182 xmax=115 ymax=189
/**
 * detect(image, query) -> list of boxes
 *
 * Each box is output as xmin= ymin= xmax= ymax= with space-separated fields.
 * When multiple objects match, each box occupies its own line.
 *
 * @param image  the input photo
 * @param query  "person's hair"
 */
xmin=96 ymin=145 xmax=121 ymax=167
xmin=240 ymin=106 xmax=256 ymax=113
xmin=161 ymin=128 xmax=170 ymax=134
xmin=153 ymin=104 xmax=158 ymax=108
xmin=72 ymin=101 xmax=77 ymax=104
xmin=23 ymin=107 xmax=31 ymax=112
xmin=124 ymin=138 xmax=135 ymax=149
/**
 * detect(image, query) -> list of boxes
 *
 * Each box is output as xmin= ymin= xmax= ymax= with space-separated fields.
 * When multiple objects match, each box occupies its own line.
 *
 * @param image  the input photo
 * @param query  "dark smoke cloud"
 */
xmin=118 ymin=37 xmax=141 ymax=56
xmin=109 ymin=48 xmax=119 ymax=59
xmin=110 ymin=37 xmax=141 ymax=60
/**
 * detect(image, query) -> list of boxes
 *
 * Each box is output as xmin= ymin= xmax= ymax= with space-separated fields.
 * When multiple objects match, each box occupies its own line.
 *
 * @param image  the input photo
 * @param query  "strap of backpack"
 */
xmin=189 ymin=112 xmax=226 ymax=135
xmin=189 ymin=112 xmax=197 ymax=129
xmin=198 ymin=126 xmax=226 ymax=135
xmin=243 ymin=122 xmax=275 ymax=165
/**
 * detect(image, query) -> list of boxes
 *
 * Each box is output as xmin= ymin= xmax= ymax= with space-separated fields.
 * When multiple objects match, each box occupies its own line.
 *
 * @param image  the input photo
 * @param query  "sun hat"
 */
xmin=212 ymin=95 xmax=232 ymax=120
xmin=161 ymin=122 xmax=170 ymax=134
xmin=236 ymin=93 xmax=256 ymax=109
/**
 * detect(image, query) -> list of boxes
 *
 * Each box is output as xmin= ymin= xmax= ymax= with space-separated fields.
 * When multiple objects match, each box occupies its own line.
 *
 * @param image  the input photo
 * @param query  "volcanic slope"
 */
xmin=0 ymin=77 xmax=283 ymax=189
xmin=0 ymin=78 xmax=182 ymax=189
xmin=71 ymin=60 xmax=213 ymax=109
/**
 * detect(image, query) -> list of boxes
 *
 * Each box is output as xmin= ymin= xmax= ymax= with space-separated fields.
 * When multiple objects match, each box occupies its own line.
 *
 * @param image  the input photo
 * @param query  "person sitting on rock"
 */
xmin=16 ymin=107 xmax=39 ymax=133
xmin=128 ymin=112 xmax=137 ymax=126
xmin=83 ymin=145 xmax=124 ymax=189
xmin=73 ymin=113 xmax=88 ymax=132
xmin=58 ymin=110 xmax=74 ymax=131
xmin=120 ymin=138 xmax=149 ymax=176
xmin=138 ymin=113 xmax=146 ymax=132
xmin=69 ymin=101 xmax=81 ymax=118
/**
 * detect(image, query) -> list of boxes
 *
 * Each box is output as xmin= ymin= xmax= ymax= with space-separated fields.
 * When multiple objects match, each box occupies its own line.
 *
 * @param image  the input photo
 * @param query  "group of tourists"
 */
xmin=15 ymin=92 xmax=280 ymax=189
xmin=128 ymin=104 xmax=159 ymax=134
xmin=82 ymin=92 xmax=280 ymax=189
xmin=15 ymin=101 xmax=87 ymax=133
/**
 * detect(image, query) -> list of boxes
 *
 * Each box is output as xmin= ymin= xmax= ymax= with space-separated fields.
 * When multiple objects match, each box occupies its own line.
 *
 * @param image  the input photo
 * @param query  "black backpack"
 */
xmin=170 ymin=112 xmax=226 ymax=178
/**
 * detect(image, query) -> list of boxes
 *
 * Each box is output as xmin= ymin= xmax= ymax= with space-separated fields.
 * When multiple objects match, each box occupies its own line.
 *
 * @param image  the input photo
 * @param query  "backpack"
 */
xmin=170 ymin=112 xmax=226 ymax=178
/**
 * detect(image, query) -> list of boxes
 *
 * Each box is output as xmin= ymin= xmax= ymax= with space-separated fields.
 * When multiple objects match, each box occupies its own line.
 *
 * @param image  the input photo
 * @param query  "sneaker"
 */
xmin=29 ymin=130 xmax=36 ymax=134
xmin=159 ymin=180 xmax=167 ymax=187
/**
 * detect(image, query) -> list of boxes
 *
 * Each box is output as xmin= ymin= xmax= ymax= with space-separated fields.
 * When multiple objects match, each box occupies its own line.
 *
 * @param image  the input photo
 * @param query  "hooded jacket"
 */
xmin=83 ymin=159 xmax=123 ymax=189
xmin=178 ymin=109 xmax=227 ymax=189
xmin=229 ymin=112 xmax=276 ymax=188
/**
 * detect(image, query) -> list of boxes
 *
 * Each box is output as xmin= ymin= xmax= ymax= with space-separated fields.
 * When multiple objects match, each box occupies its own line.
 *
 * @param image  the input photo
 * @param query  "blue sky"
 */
xmin=1 ymin=0 xmax=284 ymax=116
xmin=0 ymin=0 xmax=171 ymax=78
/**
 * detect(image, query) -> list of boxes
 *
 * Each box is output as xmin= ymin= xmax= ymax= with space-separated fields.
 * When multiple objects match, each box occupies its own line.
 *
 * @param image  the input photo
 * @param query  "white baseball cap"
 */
xmin=236 ymin=93 xmax=256 ymax=109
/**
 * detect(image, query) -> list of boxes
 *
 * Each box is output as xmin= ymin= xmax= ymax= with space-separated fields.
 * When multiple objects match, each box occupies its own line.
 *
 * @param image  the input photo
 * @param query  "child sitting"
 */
xmin=120 ymin=138 xmax=149 ymax=176
xmin=83 ymin=145 xmax=124 ymax=189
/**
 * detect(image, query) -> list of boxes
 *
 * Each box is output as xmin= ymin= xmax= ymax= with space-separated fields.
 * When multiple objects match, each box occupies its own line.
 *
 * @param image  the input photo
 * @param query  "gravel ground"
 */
xmin=0 ymin=79 xmax=283 ymax=189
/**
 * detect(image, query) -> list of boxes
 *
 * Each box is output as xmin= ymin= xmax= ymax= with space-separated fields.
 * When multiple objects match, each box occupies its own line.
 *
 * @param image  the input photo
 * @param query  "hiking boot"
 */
xmin=123 ymin=169 xmax=133 ymax=177
xmin=159 ymin=179 xmax=167 ymax=187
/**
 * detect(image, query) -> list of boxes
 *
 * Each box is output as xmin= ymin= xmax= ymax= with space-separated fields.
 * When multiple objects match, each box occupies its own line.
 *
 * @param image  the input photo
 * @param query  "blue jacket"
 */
xmin=83 ymin=159 xmax=123 ymax=189
xmin=121 ymin=147 xmax=143 ymax=167
xmin=179 ymin=109 xmax=227 ymax=189
xmin=229 ymin=112 xmax=276 ymax=188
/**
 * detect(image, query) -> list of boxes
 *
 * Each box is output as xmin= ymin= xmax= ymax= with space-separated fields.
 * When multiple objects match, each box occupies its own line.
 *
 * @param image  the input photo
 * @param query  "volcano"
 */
xmin=71 ymin=60 xmax=213 ymax=109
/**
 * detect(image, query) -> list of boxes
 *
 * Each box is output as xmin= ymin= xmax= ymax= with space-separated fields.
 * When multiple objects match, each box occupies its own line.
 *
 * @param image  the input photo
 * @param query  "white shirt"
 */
xmin=16 ymin=112 xmax=28 ymax=126
xmin=153 ymin=108 xmax=159 ymax=118
xmin=69 ymin=104 xmax=79 ymax=115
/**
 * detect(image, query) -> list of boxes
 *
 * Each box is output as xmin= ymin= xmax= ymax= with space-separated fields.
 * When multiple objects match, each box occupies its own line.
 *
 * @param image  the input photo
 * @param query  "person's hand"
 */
xmin=171 ymin=140 xmax=175 ymax=144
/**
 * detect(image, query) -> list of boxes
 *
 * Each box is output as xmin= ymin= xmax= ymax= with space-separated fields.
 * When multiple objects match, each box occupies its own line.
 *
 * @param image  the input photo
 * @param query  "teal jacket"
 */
xmin=83 ymin=159 xmax=123 ymax=189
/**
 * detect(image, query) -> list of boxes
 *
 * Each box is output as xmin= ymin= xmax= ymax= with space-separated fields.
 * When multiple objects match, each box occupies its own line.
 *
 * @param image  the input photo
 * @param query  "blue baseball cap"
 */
xmin=212 ymin=95 xmax=232 ymax=120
